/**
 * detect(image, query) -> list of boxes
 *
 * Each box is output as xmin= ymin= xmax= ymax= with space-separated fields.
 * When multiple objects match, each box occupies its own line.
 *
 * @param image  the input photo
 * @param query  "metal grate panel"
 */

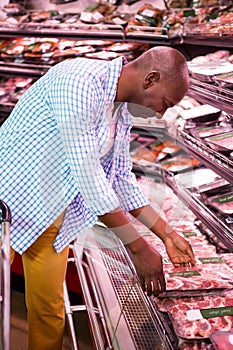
xmin=96 ymin=243 xmax=167 ymax=350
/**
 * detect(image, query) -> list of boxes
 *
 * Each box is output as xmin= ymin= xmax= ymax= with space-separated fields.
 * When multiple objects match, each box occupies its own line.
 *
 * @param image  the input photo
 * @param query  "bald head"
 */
xmin=135 ymin=46 xmax=189 ymax=90
xmin=115 ymin=46 xmax=190 ymax=117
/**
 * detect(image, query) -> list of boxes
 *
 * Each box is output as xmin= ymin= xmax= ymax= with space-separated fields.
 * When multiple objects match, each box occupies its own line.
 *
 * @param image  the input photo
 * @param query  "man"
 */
xmin=0 ymin=46 xmax=195 ymax=350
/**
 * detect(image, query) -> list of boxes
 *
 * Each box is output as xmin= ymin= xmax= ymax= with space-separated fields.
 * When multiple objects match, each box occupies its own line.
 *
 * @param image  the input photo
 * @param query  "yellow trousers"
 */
xmin=11 ymin=223 xmax=69 ymax=350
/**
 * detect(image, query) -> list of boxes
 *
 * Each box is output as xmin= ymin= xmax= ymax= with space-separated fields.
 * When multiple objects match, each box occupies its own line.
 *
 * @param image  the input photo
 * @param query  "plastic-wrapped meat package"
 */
xmin=221 ymin=254 xmax=233 ymax=270
xmin=210 ymin=331 xmax=233 ymax=350
xmin=190 ymin=125 xmax=232 ymax=140
xmin=179 ymin=339 xmax=212 ymax=350
xmin=163 ymin=264 xmax=232 ymax=295
xmin=191 ymin=243 xmax=217 ymax=256
xmin=194 ymin=262 xmax=233 ymax=283
xmin=153 ymin=290 xmax=227 ymax=313
xmin=174 ymin=167 xmax=222 ymax=191
xmin=206 ymin=192 xmax=233 ymax=215
xmin=167 ymin=291 xmax=233 ymax=340
xmin=160 ymin=155 xmax=201 ymax=173
xmin=205 ymin=131 xmax=233 ymax=153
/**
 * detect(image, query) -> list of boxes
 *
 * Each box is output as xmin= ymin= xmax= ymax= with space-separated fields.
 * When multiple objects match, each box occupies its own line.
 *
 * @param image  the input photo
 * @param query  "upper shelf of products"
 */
xmin=0 ymin=2 xmax=233 ymax=46
xmin=131 ymin=123 xmax=233 ymax=184
xmin=130 ymin=126 xmax=233 ymax=249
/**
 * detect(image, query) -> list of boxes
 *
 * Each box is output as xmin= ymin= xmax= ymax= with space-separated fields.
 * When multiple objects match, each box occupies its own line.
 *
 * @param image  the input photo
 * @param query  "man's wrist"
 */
xmin=125 ymin=236 xmax=148 ymax=254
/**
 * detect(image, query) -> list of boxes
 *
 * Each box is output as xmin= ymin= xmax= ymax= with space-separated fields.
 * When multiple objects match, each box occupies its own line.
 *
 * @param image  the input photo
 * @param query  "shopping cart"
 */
xmin=0 ymin=200 xmax=11 ymax=350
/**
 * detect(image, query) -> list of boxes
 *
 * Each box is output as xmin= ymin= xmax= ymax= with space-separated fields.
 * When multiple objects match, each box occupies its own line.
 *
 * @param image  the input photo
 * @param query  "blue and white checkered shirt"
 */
xmin=0 ymin=56 xmax=148 ymax=254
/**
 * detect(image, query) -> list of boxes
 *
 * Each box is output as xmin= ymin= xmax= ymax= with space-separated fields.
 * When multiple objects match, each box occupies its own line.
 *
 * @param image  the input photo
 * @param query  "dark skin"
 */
xmin=98 ymin=47 xmax=195 ymax=297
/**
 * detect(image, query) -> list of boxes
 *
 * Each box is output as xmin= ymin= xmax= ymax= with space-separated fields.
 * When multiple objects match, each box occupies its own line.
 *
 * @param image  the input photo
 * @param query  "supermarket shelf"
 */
xmin=166 ymin=175 xmax=233 ymax=252
xmin=171 ymin=35 xmax=233 ymax=48
xmin=0 ymin=61 xmax=50 ymax=78
xmin=175 ymin=130 xmax=233 ymax=184
xmin=125 ymin=26 xmax=170 ymax=45
xmin=132 ymin=124 xmax=233 ymax=184
xmin=131 ymin=124 xmax=233 ymax=252
xmin=1 ymin=25 xmax=233 ymax=48
xmin=125 ymin=34 xmax=170 ymax=45
xmin=188 ymin=78 xmax=233 ymax=116
xmin=0 ymin=25 xmax=125 ymax=41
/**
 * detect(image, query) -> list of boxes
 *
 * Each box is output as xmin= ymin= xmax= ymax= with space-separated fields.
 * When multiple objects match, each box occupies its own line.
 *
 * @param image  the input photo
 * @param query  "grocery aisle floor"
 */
xmin=10 ymin=277 xmax=94 ymax=350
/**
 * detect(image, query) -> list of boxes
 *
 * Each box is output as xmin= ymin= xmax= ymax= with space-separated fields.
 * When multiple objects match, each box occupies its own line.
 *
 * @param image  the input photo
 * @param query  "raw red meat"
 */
xmin=168 ymin=293 xmax=233 ymax=339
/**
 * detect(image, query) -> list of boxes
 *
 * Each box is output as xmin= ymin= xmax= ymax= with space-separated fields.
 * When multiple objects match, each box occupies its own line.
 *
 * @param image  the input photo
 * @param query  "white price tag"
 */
xmin=92 ymin=11 xmax=103 ymax=21
xmin=186 ymin=309 xmax=203 ymax=321
xmin=80 ymin=11 xmax=93 ymax=22
xmin=113 ymin=17 xmax=125 ymax=25
xmin=141 ymin=9 xmax=154 ymax=17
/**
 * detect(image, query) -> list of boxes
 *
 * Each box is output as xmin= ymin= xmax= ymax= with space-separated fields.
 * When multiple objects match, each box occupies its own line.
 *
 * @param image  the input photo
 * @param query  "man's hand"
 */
xmin=126 ymin=237 xmax=166 ymax=297
xmin=163 ymin=231 xmax=196 ymax=268
xmin=129 ymin=205 xmax=196 ymax=268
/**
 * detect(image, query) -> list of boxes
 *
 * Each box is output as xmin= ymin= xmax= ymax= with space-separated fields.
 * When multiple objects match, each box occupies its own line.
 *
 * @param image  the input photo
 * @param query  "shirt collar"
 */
xmin=105 ymin=56 xmax=128 ymax=104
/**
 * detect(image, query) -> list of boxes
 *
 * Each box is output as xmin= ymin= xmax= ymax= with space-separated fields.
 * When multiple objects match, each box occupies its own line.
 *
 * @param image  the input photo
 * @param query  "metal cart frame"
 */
xmin=0 ymin=200 xmax=11 ymax=350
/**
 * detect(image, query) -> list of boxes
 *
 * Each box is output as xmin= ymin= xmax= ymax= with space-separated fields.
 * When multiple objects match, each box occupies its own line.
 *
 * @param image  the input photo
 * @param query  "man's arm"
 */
xmin=98 ymin=207 xmax=166 ymax=297
xmin=129 ymin=205 xmax=196 ymax=267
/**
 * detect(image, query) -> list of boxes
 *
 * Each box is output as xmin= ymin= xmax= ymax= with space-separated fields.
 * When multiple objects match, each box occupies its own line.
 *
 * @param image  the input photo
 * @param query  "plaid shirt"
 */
xmin=0 ymin=57 xmax=148 ymax=254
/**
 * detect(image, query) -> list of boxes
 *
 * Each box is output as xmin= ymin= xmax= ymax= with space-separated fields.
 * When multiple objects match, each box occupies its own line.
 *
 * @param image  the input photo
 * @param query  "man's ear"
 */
xmin=143 ymin=71 xmax=160 ymax=89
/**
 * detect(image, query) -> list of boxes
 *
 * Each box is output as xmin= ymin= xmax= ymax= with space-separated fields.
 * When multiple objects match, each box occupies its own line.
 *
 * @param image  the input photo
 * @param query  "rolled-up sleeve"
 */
xmin=47 ymin=72 xmax=120 ymax=216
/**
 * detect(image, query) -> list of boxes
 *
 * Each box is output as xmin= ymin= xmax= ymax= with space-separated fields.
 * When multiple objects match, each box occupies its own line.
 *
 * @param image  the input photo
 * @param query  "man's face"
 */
xmin=129 ymin=75 xmax=189 ymax=119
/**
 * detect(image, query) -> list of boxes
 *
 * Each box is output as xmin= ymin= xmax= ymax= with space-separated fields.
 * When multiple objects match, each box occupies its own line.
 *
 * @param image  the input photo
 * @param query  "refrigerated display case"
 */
xmin=72 ymin=224 xmax=179 ymax=350
xmin=0 ymin=3 xmax=233 ymax=348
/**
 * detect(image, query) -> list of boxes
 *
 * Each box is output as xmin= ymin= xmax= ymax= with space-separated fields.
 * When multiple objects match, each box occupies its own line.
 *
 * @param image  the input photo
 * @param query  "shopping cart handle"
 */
xmin=0 ymin=200 xmax=12 ymax=224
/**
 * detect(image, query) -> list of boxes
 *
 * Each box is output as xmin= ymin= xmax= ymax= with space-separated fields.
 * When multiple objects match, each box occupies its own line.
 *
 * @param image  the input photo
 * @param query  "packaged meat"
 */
xmin=103 ymin=12 xmax=131 ymax=26
xmin=167 ymin=291 xmax=233 ymax=340
xmin=84 ymin=51 xmax=122 ymax=60
xmin=3 ymin=3 xmax=26 ymax=15
xmin=26 ymin=39 xmax=58 ymax=54
xmin=148 ymin=140 xmax=181 ymax=161
xmin=197 ymin=179 xmax=231 ymax=199
xmin=197 ymin=223 xmax=230 ymax=254
xmin=221 ymin=254 xmax=233 ymax=270
xmin=213 ymin=71 xmax=233 ymax=88
xmin=52 ymin=45 xmax=95 ymax=60
xmin=191 ymin=244 xmax=217 ymax=256
xmin=210 ymin=331 xmax=233 ymax=350
xmin=174 ymin=167 xmax=222 ymax=190
xmin=131 ymin=146 xmax=156 ymax=163
xmin=206 ymin=50 xmax=231 ymax=61
xmin=80 ymin=2 xmax=116 ymax=24
xmin=127 ymin=3 xmax=163 ymax=28
xmin=179 ymin=339 xmax=214 ymax=350
xmin=160 ymin=155 xmax=200 ymax=173
xmin=205 ymin=131 xmax=233 ymax=152
xmin=195 ymin=262 xmax=233 ymax=282
xmin=105 ymin=42 xmax=145 ymax=52
xmin=190 ymin=125 xmax=232 ymax=140
xmin=163 ymin=266 xmax=232 ymax=296
xmin=179 ymin=104 xmax=221 ymax=123
xmin=74 ymin=39 xmax=113 ymax=47
xmin=188 ymin=60 xmax=233 ymax=82
xmin=154 ymin=290 xmax=226 ymax=313
xmin=206 ymin=192 xmax=233 ymax=215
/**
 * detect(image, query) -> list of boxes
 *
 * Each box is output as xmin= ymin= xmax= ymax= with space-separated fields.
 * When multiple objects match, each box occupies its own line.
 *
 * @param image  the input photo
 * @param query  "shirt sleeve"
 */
xmin=111 ymin=108 xmax=149 ymax=212
xmin=47 ymin=71 xmax=120 ymax=216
